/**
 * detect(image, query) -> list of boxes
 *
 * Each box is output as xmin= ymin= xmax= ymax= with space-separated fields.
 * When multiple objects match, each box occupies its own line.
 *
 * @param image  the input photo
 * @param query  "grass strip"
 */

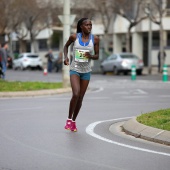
xmin=0 ymin=80 xmax=62 ymax=92
xmin=137 ymin=109 xmax=170 ymax=131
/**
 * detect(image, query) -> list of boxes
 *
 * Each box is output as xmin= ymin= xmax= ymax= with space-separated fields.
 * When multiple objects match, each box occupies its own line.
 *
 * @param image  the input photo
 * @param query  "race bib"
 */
xmin=75 ymin=49 xmax=89 ymax=62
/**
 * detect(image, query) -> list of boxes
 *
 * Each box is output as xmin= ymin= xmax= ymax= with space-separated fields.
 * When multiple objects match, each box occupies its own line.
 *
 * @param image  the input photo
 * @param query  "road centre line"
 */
xmin=86 ymin=117 xmax=170 ymax=157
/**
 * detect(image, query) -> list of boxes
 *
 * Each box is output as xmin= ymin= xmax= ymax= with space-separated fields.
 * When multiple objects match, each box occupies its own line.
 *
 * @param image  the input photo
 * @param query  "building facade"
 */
xmin=113 ymin=13 xmax=170 ymax=67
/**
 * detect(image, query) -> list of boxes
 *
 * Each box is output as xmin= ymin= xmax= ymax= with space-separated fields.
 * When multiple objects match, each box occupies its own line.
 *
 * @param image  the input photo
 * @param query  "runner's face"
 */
xmin=81 ymin=20 xmax=92 ymax=34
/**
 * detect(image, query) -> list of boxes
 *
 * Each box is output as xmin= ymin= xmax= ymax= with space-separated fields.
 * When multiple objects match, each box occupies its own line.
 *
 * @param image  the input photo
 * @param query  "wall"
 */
xmin=152 ymin=49 xmax=170 ymax=66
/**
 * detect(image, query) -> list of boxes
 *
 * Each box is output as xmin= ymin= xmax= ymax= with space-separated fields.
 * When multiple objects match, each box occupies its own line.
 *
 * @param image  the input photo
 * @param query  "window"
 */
xmin=112 ymin=55 xmax=117 ymax=59
xmin=39 ymin=39 xmax=48 ymax=50
xmin=120 ymin=54 xmax=138 ymax=59
xmin=18 ymin=55 xmax=23 ymax=59
xmin=167 ymin=32 xmax=170 ymax=46
xmin=27 ymin=55 xmax=38 ymax=58
xmin=152 ymin=32 xmax=159 ymax=47
xmin=167 ymin=0 xmax=170 ymax=8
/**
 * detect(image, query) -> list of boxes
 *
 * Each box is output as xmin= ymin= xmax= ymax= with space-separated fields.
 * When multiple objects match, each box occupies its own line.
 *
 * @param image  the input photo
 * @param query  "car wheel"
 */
xmin=123 ymin=71 xmax=128 ymax=75
xmin=113 ymin=66 xmax=119 ymax=75
xmin=137 ymin=70 xmax=142 ymax=75
xmin=101 ymin=67 xmax=106 ymax=75
xmin=20 ymin=64 xmax=25 ymax=70
xmin=12 ymin=64 xmax=17 ymax=70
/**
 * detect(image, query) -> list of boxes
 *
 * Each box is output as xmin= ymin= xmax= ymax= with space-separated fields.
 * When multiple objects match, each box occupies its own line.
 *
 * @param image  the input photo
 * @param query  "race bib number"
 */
xmin=75 ymin=49 xmax=89 ymax=62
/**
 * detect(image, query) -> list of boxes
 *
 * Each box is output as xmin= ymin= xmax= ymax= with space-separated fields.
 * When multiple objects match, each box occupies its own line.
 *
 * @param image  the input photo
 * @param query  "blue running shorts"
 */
xmin=70 ymin=70 xmax=91 ymax=80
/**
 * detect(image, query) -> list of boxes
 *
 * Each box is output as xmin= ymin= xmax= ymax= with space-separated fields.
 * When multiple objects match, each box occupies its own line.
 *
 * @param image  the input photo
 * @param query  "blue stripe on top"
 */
xmin=78 ymin=33 xmax=94 ymax=46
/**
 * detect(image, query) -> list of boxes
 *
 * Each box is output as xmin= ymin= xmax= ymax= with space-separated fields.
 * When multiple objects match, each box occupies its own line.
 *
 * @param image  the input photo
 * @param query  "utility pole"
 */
xmin=148 ymin=3 xmax=152 ymax=74
xmin=62 ymin=0 xmax=70 ymax=88
xmin=58 ymin=0 xmax=75 ymax=88
xmin=145 ymin=1 xmax=152 ymax=74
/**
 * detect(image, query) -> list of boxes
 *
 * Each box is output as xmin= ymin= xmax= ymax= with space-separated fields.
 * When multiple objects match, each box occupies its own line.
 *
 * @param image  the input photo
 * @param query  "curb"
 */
xmin=0 ymin=88 xmax=72 ymax=97
xmin=122 ymin=117 xmax=170 ymax=145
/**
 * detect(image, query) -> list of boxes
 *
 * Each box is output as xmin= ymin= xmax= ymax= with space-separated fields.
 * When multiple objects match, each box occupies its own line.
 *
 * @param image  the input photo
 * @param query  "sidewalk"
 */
xmin=122 ymin=117 xmax=170 ymax=146
xmin=143 ymin=66 xmax=170 ymax=75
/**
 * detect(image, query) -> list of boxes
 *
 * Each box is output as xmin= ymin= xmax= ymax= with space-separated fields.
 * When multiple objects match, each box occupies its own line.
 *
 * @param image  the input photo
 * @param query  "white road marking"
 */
xmin=113 ymin=89 xmax=147 ymax=95
xmin=135 ymin=89 xmax=147 ymax=94
xmin=86 ymin=117 xmax=170 ymax=157
xmin=89 ymin=87 xmax=104 ymax=93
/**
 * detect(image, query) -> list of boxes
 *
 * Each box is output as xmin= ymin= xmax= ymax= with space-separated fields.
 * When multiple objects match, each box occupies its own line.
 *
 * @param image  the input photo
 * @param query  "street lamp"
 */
xmin=58 ymin=0 xmax=71 ymax=88
xmin=58 ymin=0 xmax=76 ymax=88
xmin=145 ymin=1 xmax=152 ymax=74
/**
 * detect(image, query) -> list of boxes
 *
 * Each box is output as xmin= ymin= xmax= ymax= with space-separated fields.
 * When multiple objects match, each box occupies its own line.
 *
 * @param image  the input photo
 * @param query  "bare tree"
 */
xmin=17 ymin=0 xmax=53 ymax=53
xmin=0 ymin=0 xmax=55 ymax=53
xmin=111 ymin=0 xmax=147 ymax=52
xmin=10 ymin=0 xmax=29 ymax=53
xmin=149 ymin=0 xmax=167 ymax=72
xmin=69 ymin=0 xmax=116 ymax=54
xmin=0 ymin=0 xmax=17 ymax=40
xmin=91 ymin=0 xmax=116 ymax=54
xmin=0 ymin=0 xmax=24 ymax=56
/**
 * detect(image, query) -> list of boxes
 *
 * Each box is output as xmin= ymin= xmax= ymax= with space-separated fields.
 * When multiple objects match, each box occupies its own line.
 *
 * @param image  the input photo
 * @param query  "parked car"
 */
xmin=100 ymin=53 xmax=144 ymax=75
xmin=13 ymin=53 xmax=43 ymax=70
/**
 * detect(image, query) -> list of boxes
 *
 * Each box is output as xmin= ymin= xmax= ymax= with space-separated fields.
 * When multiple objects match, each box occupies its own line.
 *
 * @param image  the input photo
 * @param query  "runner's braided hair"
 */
xmin=76 ymin=18 xmax=88 ymax=33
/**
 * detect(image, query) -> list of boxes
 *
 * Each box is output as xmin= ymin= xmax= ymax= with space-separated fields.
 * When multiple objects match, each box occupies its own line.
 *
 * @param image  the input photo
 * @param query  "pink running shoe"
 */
xmin=70 ymin=121 xmax=77 ymax=132
xmin=64 ymin=119 xmax=72 ymax=130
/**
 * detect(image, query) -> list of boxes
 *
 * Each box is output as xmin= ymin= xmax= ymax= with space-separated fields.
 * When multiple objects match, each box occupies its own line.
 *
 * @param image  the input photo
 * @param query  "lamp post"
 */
xmin=58 ymin=0 xmax=76 ymax=88
xmin=145 ymin=1 xmax=152 ymax=74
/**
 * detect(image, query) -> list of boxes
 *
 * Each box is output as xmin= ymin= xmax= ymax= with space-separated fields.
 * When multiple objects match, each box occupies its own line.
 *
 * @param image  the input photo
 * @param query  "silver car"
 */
xmin=13 ymin=53 xmax=43 ymax=70
xmin=100 ymin=53 xmax=144 ymax=75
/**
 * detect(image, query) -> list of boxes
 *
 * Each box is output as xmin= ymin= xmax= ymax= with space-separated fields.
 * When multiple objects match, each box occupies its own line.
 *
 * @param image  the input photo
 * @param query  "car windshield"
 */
xmin=120 ymin=54 xmax=138 ymax=59
xmin=27 ymin=55 xmax=38 ymax=58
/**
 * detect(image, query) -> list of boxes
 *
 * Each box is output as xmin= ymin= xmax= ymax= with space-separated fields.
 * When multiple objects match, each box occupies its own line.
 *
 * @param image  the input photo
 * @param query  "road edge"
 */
xmin=122 ymin=117 xmax=170 ymax=146
xmin=0 ymin=88 xmax=72 ymax=97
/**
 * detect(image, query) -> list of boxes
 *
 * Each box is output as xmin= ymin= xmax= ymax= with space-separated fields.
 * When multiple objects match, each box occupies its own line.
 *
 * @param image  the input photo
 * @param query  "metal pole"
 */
xmin=62 ymin=0 xmax=71 ymax=88
xmin=148 ymin=3 xmax=152 ymax=74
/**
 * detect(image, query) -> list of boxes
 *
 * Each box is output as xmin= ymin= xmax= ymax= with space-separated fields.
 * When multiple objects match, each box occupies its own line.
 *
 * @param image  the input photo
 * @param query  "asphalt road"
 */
xmin=0 ymin=70 xmax=170 ymax=170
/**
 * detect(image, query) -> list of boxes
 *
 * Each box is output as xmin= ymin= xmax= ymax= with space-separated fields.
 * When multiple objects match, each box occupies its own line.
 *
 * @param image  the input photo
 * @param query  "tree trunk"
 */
xmin=0 ymin=34 xmax=5 ymax=42
xmin=126 ymin=27 xmax=131 ymax=52
xmin=7 ymin=33 xmax=14 ymax=58
xmin=19 ymin=40 xmax=27 ymax=53
xmin=103 ymin=33 xmax=110 ymax=54
xmin=30 ymin=32 xmax=38 ymax=53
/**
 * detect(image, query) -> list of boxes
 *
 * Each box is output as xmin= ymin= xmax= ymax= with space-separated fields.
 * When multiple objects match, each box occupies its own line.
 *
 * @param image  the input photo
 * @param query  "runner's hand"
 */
xmin=64 ymin=57 xmax=69 ymax=65
xmin=84 ymin=52 xmax=91 ymax=59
